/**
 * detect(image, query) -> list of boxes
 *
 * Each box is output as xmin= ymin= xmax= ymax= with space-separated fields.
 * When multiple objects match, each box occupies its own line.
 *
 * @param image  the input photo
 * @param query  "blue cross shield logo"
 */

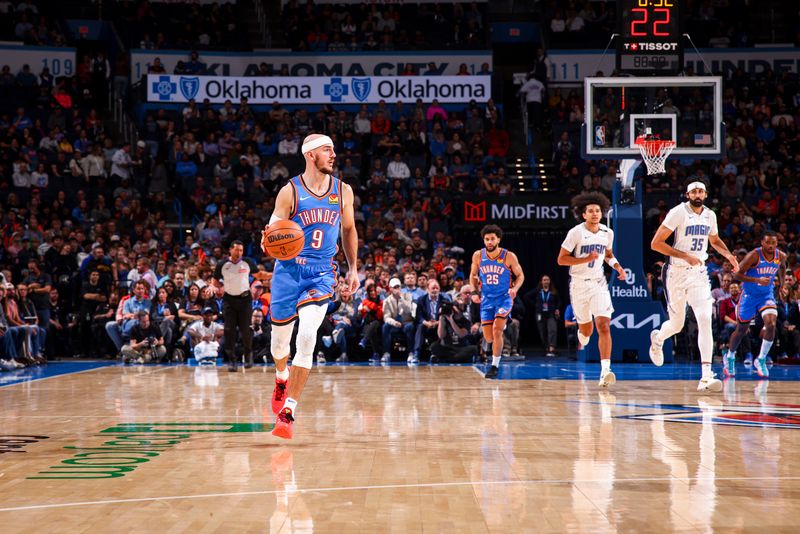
xmin=179 ymin=77 xmax=200 ymax=100
xmin=324 ymin=77 xmax=349 ymax=103
xmin=151 ymin=75 xmax=177 ymax=101
xmin=351 ymin=78 xmax=371 ymax=102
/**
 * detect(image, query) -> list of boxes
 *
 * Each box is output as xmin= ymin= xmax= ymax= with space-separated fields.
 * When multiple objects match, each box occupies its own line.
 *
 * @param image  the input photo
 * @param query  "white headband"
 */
xmin=301 ymin=135 xmax=334 ymax=155
xmin=686 ymin=181 xmax=706 ymax=193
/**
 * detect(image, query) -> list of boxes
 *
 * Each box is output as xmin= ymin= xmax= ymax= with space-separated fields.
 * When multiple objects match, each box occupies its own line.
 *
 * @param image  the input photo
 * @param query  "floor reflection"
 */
xmin=269 ymin=451 xmax=313 ymax=533
xmin=650 ymin=397 xmax=718 ymax=531
xmin=567 ymin=389 xmax=617 ymax=533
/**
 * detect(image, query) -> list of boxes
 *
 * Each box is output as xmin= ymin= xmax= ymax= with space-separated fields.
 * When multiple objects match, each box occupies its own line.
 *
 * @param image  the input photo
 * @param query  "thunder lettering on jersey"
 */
xmin=742 ymin=247 xmax=780 ymax=298
xmin=479 ymin=248 xmax=511 ymax=298
xmin=289 ymin=174 xmax=341 ymax=261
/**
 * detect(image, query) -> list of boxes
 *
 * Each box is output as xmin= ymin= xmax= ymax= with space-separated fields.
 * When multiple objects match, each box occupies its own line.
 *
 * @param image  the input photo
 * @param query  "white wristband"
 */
xmin=269 ymin=214 xmax=282 ymax=225
xmin=606 ymin=257 xmax=619 ymax=268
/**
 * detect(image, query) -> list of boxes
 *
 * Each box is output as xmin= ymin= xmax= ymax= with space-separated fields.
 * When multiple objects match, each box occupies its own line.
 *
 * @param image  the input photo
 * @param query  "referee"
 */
xmin=213 ymin=240 xmax=270 ymax=372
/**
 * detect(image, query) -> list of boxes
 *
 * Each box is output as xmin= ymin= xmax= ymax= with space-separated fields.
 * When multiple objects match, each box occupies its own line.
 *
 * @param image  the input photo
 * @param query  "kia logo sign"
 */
xmin=609 ymin=313 xmax=662 ymax=329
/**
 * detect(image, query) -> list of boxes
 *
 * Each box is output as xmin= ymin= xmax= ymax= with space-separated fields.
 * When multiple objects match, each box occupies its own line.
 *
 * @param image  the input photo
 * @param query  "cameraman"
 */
xmin=430 ymin=294 xmax=479 ymax=364
xmin=121 ymin=310 xmax=166 ymax=364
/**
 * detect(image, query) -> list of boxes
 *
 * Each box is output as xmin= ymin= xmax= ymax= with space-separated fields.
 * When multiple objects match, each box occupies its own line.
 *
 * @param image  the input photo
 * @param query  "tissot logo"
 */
xmin=464 ymin=201 xmax=487 ymax=222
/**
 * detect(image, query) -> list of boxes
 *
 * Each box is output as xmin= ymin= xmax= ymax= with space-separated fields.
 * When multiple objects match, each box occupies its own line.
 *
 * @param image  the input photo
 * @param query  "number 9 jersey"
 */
xmin=661 ymin=202 xmax=718 ymax=267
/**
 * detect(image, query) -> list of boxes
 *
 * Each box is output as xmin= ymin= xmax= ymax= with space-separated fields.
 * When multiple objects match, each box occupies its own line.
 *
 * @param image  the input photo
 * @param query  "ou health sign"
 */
xmin=147 ymin=74 xmax=491 ymax=104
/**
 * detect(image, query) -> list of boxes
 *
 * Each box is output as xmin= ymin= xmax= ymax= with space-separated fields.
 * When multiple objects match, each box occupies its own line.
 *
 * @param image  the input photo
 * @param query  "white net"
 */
xmin=635 ymin=136 xmax=676 ymax=175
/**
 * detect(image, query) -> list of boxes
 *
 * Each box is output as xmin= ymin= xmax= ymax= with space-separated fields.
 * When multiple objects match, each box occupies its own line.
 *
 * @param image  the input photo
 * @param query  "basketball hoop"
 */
xmin=635 ymin=135 xmax=676 ymax=175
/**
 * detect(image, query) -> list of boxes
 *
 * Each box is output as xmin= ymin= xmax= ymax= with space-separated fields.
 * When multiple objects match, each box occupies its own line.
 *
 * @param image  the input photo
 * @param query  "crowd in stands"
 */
xmin=107 ymin=0 xmax=250 ymax=51
xmin=0 ymin=1 xmax=68 ymax=47
xmin=0 ymin=51 xmax=531 ymax=370
xmin=279 ymin=0 xmax=488 ymax=52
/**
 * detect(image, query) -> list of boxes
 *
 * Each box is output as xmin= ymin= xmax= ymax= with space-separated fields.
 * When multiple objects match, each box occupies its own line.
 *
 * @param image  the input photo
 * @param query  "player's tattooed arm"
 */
xmin=507 ymin=252 xmax=525 ymax=299
xmin=650 ymin=225 xmax=701 ymax=266
xmin=732 ymin=251 xmax=764 ymax=285
xmin=469 ymin=250 xmax=481 ymax=291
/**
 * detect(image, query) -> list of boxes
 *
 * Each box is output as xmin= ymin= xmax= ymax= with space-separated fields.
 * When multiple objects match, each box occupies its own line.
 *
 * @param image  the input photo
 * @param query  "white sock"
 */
xmin=726 ymin=349 xmax=736 ymax=360
xmin=276 ymin=368 xmax=289 ymax=381
xmin=601 ymin=359 xmax=610 ymax=373
xmin=701 ymin=363 xmax=712 ymax=379
xmin=578 ymin=332 xmax=590 ymax=346
xmin=282 ymin=397 xmax=298 ymax=414
xmin=492 ymin=356 xmax=501 ymax=367
xmin=758 ymin=340 xmax=773 ymax=360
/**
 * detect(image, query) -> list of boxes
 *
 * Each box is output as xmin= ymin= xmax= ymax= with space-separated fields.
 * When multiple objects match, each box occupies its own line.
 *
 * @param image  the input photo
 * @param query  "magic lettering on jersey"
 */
xmin=296 ymin=208 xmax=340 ymax=227
xmin=580 ymin=244 xmax=606 ymax=256
xmin=684 ymin=224 xmax=710 ymax=236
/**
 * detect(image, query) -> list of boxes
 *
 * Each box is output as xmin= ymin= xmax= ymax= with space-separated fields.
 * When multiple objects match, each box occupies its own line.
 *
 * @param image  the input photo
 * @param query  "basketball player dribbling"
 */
xmin=649 ymin=180 xmax=738 ymax=392
xmin=470 ymin=225 xmax=525 ymax=379
xmin=557 ymin=192 xmax=627 ymax=388
xmin=263 ymin=133 xmax=359 ymax=439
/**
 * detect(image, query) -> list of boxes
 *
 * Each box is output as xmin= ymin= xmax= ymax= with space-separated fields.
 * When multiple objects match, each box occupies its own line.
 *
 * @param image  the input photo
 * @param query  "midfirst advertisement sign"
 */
xmin=460 ymin=196 xmax=573 ymax=229
xmin=146 ymin=74 xmax=490 ymax=104
xmin=132 ymin=50 xmax=493 ymax=79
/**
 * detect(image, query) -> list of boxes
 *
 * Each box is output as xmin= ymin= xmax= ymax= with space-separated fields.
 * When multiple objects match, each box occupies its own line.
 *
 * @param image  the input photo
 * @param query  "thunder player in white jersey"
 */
xmin=558 ymin=192 xmax=627 ymax=387
xmin=649 ymin=180 xmax=738 ymax=392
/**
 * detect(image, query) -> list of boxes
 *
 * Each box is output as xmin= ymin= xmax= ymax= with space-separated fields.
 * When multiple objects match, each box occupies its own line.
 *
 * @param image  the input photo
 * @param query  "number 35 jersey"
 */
xmin=560 ymin=223 xmax=614 ymax=280
xmin=661 ymin=202 xmax=718 ymax=267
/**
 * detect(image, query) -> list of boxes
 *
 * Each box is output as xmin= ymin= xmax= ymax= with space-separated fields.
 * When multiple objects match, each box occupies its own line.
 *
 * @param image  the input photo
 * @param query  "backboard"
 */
xmin=582 ymin=76 xmax=723 ymax=160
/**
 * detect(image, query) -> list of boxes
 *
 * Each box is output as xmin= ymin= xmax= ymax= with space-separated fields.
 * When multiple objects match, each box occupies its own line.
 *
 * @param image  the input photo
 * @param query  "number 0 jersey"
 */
xmin=288 ymin=174 xmax=342 ymax=261
xmin=560 ymin=223 xmax=614 ymax=280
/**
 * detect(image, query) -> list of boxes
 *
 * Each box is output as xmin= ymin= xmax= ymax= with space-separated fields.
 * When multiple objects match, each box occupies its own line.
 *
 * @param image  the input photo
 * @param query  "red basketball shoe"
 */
xmin=271 ymin=378 xmax=288 ymax=414
xmin=272 ymin=408 xmax=294 ymax=440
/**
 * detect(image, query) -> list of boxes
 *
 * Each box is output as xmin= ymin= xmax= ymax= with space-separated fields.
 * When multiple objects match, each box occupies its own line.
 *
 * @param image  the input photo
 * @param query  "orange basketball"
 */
xmin=262 ymin=219 xmax=305 ymax=260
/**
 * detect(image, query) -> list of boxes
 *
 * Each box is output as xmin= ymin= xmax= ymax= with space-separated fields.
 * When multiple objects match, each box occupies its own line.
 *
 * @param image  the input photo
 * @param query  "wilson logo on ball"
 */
xmin=268 ymin=233 xmax=295 ymax=243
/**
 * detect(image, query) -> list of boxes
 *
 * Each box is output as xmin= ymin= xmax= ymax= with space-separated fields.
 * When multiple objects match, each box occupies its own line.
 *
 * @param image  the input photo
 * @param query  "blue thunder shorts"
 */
xmin=480 ymin=294 xmax=513 ymax=325
xmin=270 ymin=258 xmax=337 ymax=325
xmin=736 ymin=292 xmax=777 ymax=323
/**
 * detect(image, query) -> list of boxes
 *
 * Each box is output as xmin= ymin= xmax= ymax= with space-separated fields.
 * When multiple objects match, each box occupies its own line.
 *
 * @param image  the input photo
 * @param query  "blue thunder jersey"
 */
xmin=288 ymin=174 xmax=342 ymax=261
xmin=479 ymin=248 xmax=512 ymax=299
xmin=741 ymin=247 xmax=780 ymax=299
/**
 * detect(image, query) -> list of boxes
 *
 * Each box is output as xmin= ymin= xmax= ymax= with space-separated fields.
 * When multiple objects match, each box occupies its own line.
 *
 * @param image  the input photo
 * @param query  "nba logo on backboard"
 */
xmin=595 ymin=125 xmax=606 ymax=146
xmin=464 ymin=201 xmax=486 ymax=222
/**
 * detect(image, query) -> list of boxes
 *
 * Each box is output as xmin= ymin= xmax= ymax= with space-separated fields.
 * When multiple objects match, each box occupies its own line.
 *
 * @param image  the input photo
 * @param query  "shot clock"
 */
xmin=616 ymin=0 xmax=683 ymax=75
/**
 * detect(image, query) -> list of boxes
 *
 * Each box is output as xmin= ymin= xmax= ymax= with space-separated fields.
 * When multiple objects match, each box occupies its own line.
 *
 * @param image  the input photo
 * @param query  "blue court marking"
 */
xmin=470 ymin=359 xmax=800 ymax=381
xmin=0 ymin=361 xmax=117 ymax=388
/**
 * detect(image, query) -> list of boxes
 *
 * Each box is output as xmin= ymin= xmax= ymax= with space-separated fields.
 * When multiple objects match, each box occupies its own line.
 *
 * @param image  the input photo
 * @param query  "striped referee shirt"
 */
xmin=214 ymin=258 xmax=258 ymax=296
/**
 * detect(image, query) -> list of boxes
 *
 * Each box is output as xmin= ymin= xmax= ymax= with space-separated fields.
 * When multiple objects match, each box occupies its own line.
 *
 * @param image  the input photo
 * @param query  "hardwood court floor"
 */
xmin=2 ymin=363 xmax=800 ymax=533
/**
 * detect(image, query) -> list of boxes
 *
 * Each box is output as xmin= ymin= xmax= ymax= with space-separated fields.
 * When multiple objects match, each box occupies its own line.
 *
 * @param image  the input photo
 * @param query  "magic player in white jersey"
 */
xmin=648 ymin=180 xmax=739 ymax=392
xmin=558 ymin=192 xmax=627 ymax=388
